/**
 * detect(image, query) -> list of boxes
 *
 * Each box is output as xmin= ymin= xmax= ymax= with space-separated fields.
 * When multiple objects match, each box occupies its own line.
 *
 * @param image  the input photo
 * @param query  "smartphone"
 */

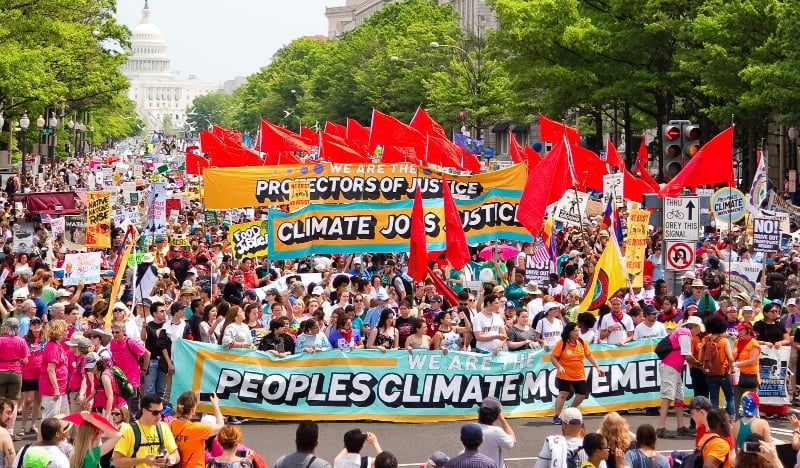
xmin=235 ymin=449 xmax=248 ymax=457
xmin=743 ymin=441 xmax=760 ymax=453
xmin=198 ymin=392 xmax=213 ymax=402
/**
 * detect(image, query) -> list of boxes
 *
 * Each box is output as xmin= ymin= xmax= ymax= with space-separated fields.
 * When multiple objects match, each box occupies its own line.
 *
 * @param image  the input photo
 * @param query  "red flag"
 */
xmin=409 ymin=187 xmax=428 ymax=282
xmin=369 ymin=109 xmax=425 ymax=164
xmin=259 ymin=119 xmax=312 ymax=155
xmin=300 ymin=126 xmax=319 ymax=145
xmin=346 ymin=118 xmax=370 ymax=146
xmin=426 ymin=134 xmax=464 ymax=170
xmin=517 ymin=139 xmax=573 ymax=235
xmin=442 ymin=175 xmax=469 ymax=270
xmin=634 ymin=138 xmax=661 ymax=191
xmin=320 ymin=132 xmax=370 ymax=163
xmin=539 ymin=114 xmax=581 ymax=144
xmin=200 ymin=130 xmax=262 ymax=167
xmin=605 ymin=139 xmax=626 ymax=171
xmin=456 ymin=145 xmax=482 ymax=173
xmin=185 ymin=152 xmax=209 ymax=176
xmin=211 ymin=125 xmax=242 ymax=146
xmin=509 ymin=133 xmax=526 ymax=164
xmin=623 ymin=169 xmax=657 ymax=202
xmin=410 ymin=107 xmax=448 ymax=139
xmin=525 ymin=145 xmax=542 ymax=172
xmin=570 ymin=144 xmax=608 ymax=192
xmin=325 ymin=121 xmax=347 ymax=139
xmin=263 ymin=151 xmax=303 ymax=165
xmin=426 ymin=266 xmax=459 ymax=308
xmin=659 ymin=126 xmax=734 ymax=197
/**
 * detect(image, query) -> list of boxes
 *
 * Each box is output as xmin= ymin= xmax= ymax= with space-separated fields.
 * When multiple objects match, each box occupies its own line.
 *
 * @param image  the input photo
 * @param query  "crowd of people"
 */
xmin=1 ymin=147 xmax=799 ymax=468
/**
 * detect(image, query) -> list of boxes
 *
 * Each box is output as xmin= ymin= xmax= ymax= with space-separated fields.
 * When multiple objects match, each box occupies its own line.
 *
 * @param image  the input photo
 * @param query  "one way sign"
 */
xmin=663 ymin=196 xmax=700 ymax=240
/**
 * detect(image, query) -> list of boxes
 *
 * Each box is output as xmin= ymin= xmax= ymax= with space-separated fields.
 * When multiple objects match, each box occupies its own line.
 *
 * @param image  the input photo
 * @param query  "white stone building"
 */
xmin=121 ymin=1 xmax=222 ymax=133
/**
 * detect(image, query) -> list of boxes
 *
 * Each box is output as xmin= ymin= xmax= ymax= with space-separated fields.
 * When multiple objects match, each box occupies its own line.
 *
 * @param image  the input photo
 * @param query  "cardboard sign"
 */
xmin=63 ymin=252 xmax=102 ymax=286
xmin=554 ymin=191 xmax=589 ymax=226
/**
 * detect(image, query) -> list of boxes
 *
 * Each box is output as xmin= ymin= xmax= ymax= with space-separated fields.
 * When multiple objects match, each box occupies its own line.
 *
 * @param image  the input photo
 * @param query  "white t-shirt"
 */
xmin=535 ymin=317 xmax=564 ymax=347
xmin=562 ymin=277 xmax=580 ymax=299
xmin=633 ymin=321 xmax=668 ymax=340
xmin=333 ymin=452 xmax=373 ymax=468
xmin=13 ymin=445 xmax=71 ymax=468
xmin=526 ymin=298 xmax=544 ymax=317
xmin=478 ymin=424 xmax=515 ymax=468
xmin=472 ymin=312 xmax=506 ymax=352
xmin=599 ymin=313 xmax=634 ymax=344
xmin=533 ymin=435 xmax=603 ymax=468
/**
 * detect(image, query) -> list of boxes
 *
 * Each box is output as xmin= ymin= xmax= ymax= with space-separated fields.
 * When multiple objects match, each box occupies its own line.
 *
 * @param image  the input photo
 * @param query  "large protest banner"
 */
xmin=174 ymin=338 xmax=679 ymax=421
xmin=203 ymin=163 xmax=525 ymax=208
xmin=85 ymin=191 xmax=111 ymax=248
xmin=267 ymin=198 xmax=446 ymax=260
xmin=625 ymin=209 xmax=650 ymax=287
xmin=454 ymin=189 xmax=532 ymax=243
xmin=725 ymin=262 xmax=763 ymax=297
xmin=228 ymin=221 xmax=269 ymax=259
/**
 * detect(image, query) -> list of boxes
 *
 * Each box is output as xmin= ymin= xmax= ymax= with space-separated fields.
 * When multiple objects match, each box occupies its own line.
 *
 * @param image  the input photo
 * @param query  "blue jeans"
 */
xmin=706 ymin=374 xmax=735 ymax=417
xmin=143 ymin=360 xmax=166 ymax=398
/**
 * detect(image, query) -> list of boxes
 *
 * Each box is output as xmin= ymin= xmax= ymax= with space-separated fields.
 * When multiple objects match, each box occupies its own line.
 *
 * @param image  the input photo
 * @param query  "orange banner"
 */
xmin=86 ymin=191 xmax=111 ymax=249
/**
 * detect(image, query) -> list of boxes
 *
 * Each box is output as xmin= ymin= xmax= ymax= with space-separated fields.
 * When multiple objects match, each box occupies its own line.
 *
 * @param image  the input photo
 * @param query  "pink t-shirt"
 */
xmin=21 ymin=337 xmax=45 ymax=380
xmin=67 ymin=353 xmax=86 ymax=393
xmin=662 ymin=327 xmax=693 ymax=372
xmin=110 ymin=337 xmax=146 ymax=387
xmin=93 ymin=369 xmax=126 ymax=410
xmin=39 ymin=340 xmax=68 ymax=396
xmin=0 ymin=335 xmax=29 ymax=373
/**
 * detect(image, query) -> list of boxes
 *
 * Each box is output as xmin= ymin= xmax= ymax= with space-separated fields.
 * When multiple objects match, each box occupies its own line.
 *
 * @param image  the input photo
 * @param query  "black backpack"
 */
xmin=393 ymin=274 xmax=413 ymax=299
xmin=675 ymin=435 xmax=723 ymax=468
xmin=655 ymin=334 xmax=678 ymax=360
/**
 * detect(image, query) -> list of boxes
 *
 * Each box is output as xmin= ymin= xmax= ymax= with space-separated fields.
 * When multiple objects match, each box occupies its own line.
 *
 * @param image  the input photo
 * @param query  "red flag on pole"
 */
xmin=509 ymin=133 xmax=526 ymax=164
xmin=517 ymin=139 xmax=573 ymax=235
xmin=410 ymin=107 xmax=448 ymax=139
xmin=320 ymin=132 xmax=370 ymax=163
xmin=659 ymin=126 xmax=734 ymax=197
xmin=260 ymin=119 xmax=312 ymax=154
xmin=604 ymin=139 xmax=626 ymax=171
xmin=539 ymin=114 xmax=581 ymax=144
xmin=300 ymin=126 xmax=319 ymax=145
xmin=347 ymin=118 xmax=370 ymax=147
xmin=200 ymin=130 xmax=262 ymax=167
xmin=185 ymin=152 xmax=209 ymax=175
xmin=442 ymin=175 xmax=469 ymax=270
xmin=325 ymin=121 xmax=347 ymax=139
xmin=369 ymin=109 xmax=425 ymax=164
xmin=409 ymin=187 xmax=428 ymax=282
xmin=634 ymin=138 xmax=661 ymax=191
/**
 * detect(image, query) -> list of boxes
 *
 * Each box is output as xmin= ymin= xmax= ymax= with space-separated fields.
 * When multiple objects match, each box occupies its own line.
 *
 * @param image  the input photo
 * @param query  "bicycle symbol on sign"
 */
xmin=666 ymin=209 xmax=684 ymax=220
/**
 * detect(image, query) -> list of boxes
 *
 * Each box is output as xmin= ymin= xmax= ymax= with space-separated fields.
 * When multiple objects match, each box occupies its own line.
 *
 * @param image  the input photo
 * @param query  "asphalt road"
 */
xmin=11 ymin=409 xmax=798 ymax=467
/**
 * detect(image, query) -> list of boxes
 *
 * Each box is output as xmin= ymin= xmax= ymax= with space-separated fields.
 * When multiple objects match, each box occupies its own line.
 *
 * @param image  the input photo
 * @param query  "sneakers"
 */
xmin=226 ymin=416 xmax=242 ymax=425
xmin=552 ymin=416 xmax=562 ymax=425
xmin=28 ymin=427 xmax=37 ymax=435
xmin=656 ymin=427 xmax=674 ymax=439
xmin=676 ymin=426 xmax=694 ymax=437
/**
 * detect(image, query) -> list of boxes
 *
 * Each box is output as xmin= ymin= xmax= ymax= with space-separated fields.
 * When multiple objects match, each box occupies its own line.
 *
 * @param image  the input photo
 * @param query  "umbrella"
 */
xmin=478 ymin=244 xmax=519 ymax=261
xmin=61 ymin=411 xmax=117 ymax=433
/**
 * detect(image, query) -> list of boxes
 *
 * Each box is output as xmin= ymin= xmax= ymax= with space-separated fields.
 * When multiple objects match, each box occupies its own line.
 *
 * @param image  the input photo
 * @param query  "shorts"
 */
xmin=0 ymin=371 xmax=22 ymax=400
xmin=21 ymin=379 xmax=37 ymax=393
xmin=556 ymin=377 xmax=588 ymax=396
xmin=659 ymin=364 xmax=684 ymax=401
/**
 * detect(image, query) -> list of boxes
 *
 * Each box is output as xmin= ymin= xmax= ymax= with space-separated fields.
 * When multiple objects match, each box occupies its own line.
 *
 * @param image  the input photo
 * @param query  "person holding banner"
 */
xmin=550 ymin=322 xmax=606 ymax=425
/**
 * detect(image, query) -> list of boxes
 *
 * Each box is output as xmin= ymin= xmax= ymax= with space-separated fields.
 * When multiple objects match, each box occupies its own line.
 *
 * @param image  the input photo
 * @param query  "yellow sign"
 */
xmin=625 ymin=209 xmax=650 ymax=287
xmin=169 ymin=234 xmax=190 ymax=248
xmin=228 ymin=221 xmax=270 ymax=259
xmin=85 ymin=191 xmax=111 ymax=249
xmin=289 ymin=179 xmax=311 ymax=212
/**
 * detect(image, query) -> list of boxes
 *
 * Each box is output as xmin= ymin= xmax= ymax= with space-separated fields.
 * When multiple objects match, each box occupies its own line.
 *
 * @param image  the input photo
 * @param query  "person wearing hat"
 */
xmin=445 ymin=423 xmax=495 ymax=468
xmin=85 ymin=352 xmax=126 ymax=418
xmin=476 ymin=397 xmax=515 ymax=468
xmin=732 ymin=391 xmax=772 ymax=454
xmin=682 ymin=279 xmax=718 ymax=314
xmin=425 ymin=451 xmax=449 ymax=468
xmin=535 ymin=302 xmax=565 ymax=350
xmin=732 ymin=321 xmax=761 ymax=416
xmin=533 ymin=407 xmax=586 ymax=468
xmin=656 ymin=316 xmax=705 ymax=439
xmin=598 ymin=296 xmax=633 ymax=346
xmin=686 ymin=395 xmax=734 ymax=450
xmin=84 ymin=329 xmax=113 ymax=366
xmin=633 ymin=305 xmax=667 ymax=340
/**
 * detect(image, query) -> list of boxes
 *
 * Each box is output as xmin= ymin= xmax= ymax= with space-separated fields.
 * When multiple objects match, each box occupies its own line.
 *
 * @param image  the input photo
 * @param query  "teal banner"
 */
xmin=172 ymin=338 xmax=689 ymax=422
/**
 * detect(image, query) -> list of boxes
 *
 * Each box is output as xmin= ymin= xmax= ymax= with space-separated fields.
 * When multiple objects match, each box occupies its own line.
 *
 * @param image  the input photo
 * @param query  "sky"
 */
xmin=115 ymin=0 xmax=342 ymax=83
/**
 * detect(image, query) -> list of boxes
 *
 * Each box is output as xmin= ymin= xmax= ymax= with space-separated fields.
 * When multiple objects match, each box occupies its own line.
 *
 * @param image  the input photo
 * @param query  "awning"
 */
xmin=14 ymin=192 xmax=80 ymax=214
xmin=512 ymin=124 xmax=529 ymax=134
xmin=491 ymin=123 xmax=510 ymax=133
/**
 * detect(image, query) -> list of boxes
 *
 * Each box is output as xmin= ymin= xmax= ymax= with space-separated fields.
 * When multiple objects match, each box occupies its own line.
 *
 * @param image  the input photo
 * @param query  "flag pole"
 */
xmin=727 ymin=114 xmax=735 ymax=276
xmin=562 ymin=127 xmax=589 ymax=246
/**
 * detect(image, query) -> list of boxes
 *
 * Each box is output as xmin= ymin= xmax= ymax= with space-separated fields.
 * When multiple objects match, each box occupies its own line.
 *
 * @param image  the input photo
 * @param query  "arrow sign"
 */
xmin=663 ymin=196 xmax=700 ymax=240
xmin=686 ymin=200 xmax=695 ymax=220
xmin=666 ymin=241 xmax=694 ymax=270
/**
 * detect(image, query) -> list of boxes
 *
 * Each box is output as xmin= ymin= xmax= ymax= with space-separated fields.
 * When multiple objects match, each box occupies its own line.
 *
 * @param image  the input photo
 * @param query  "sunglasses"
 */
xmin=110 ymin=412 xmax=121 ymax=416
xmin=146 ymin=408 xmax=163 ymax=417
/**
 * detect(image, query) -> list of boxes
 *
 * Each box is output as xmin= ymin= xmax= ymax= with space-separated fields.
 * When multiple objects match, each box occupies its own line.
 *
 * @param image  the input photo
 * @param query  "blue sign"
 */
xmin=482 ymin=147 xmax=495 ymax=158
xmin=710 ymin=187 xmax=746 ymax=224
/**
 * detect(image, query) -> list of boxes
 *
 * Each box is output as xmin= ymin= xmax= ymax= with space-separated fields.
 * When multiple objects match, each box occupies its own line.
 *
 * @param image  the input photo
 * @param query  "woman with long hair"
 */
xmin=85 ymin=299 xmax=108 ymax=331
xmin=18 ymin=317 xmax=44 ymax=438
xmin=294 ymin=318 xmax=332 ymax=354
xmin=221 ymin=306 xmax=253 ymax=350
xmin=69 ymin=411 xmax=122 ymax=468
xmin=367 ymin=308 xmax=399 ymax=353
xmin=405 ymin=317 xmax=432 ymax=352
xmin=624 ymin=424 xmax=669 ymax=468
xmin=288 ymin=299 xmax=307 ymax=338
xmin=431 ymin=310 xmax=467 ymax=353
xmin=550 ymin=322 xmax=606 ymax=425
xmin=39 ymin=319 xmax=69 ymax=420
xmin=329 ymin=314 xmax=363 ymax=350
xmin=110 ymin=405 xmax=130 ymax=429
xmin=200 ymin=304 xmax=223 ymax=344
xmin=169 ymin=391 xmax=225 ymax=468
xmin=597 ymin=411 xmax=634 ymax=468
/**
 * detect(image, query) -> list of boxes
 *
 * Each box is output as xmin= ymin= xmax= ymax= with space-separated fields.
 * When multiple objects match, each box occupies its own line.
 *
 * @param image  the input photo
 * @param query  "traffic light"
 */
xmin=682 ymin=124 xmax=701 ymax=158
xmin=662 ymin=123 xmax=683 ymax=178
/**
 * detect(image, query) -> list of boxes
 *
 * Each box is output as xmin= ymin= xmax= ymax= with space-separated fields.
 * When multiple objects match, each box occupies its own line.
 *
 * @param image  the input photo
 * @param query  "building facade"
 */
xmin=121 ymin=1 xmax=222 ymax=133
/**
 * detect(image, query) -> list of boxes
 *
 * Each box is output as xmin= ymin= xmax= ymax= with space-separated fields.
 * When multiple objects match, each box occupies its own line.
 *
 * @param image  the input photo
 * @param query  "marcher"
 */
xmin=274 ymin=421 xmax=332 ymax=468
xmin=656 ymin=316 xmax=704 ymax=438
xmin=550 ymin=322 xmax=606 ymax=425
xmin=444 ymin=423 xmax=497 ymax=468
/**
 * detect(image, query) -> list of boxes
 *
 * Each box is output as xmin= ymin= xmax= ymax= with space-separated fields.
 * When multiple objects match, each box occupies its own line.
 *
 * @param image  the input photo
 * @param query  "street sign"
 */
xmin=662 ymin=196 xmax=700 ymax=240
xmin=710 ymin=187 xmax=746 ymax=224
xmin=39 ymin=128 xmax=53 ymax=136
xmin=665 ymin=241 xmax=695 ymax=271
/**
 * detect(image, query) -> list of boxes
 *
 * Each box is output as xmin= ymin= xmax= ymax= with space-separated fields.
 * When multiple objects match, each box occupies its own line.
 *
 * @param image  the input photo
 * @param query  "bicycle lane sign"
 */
xmin=663 ymin=196 xmax=700 ymax=240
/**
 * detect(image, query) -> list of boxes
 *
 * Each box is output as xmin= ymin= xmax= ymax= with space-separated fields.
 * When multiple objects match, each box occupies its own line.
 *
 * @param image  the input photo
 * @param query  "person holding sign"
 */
xmin=550 ymin=322 xmax=606 ymax=425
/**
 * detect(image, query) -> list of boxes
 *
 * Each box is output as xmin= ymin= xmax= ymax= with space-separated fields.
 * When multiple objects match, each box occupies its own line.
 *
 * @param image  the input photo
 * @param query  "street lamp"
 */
xmin=48 ymin=112 xmax=58 ymax=174
xmin=790 ymin=127 xmax=799 ymax=174
xmin=19 ymin=112 xmax=30 ymax=190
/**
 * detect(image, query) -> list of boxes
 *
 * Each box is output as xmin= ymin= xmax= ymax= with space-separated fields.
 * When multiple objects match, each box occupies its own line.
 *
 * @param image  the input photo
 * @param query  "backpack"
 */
xmin=544 ymin=434 xmax=581 ymax=468
xmin=700 ymin=335 xmax=729 ymax=376
xmin=655 ymin=334 xmax=678 ymax=360
xmin=111 ymin=365 xmax=136 ymax=400
xmin=5 ymin=176 xmax=16 ymax=195
xmin=392 ymin=274 xmax=413 ymax=299
xmin=674 ymin=435 xmax=723 ymax=468
xmin=131 ymin=421 xmax=179 ymax=468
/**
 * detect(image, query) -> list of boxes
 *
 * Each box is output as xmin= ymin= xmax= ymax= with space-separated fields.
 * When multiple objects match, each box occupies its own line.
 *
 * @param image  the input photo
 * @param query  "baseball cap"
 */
xmin=376 ymin=291 xmax=390 ymax=301
xmin=56 ymin=289 xmax=72 ymax=298
xmin=244 ymin=289 xmax=259 ymax=299
xmin=736 ymin=322 xmax=754 ymax=331
xmin=505 ymin=301 xmax=516 ymax=310
xmin=312 ymin=286 xmax=325 ymax=296
xmin=480 ymin=396 xmax=502 ymax=411
xmin=84 ymin=352 xmax=99 ymax=369
xmin=643 ymin=304 xmax=658 ymax=315
xmin=560 ymin=407 xmax=583 ymax=425
xmin=353 ymin=257 xmax=362 ymax=264
xmin=788 ymin=298 xmax=797 ymax=306
xmin=428 ymin=452 xmax=449 ymax=468
xmin=460 ymin=422 xmax=483 ymax=444
xmin=687 ymin=395 xmax=713 ymax=411
xmin=430 ymin=295 xmax=442 ymax=303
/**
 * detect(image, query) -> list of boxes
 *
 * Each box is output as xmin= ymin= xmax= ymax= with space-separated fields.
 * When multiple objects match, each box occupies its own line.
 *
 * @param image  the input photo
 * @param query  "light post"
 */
xmin=68 ymin=114 xmax=76 ymax=159
xmin=789 ymin=126 xmax=799 ymax=173
xmin=19 ymin=112 xmax=30 ymax=190
xmin=48 ymin=112 xmax=58 ymax=175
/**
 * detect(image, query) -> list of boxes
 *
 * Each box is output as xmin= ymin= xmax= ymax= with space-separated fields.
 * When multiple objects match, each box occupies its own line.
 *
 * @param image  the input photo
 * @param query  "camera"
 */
xmin=743 ymin=441 xmax=760 ymax=453
xmin=236 ymin=449 xmax=248 ymax=457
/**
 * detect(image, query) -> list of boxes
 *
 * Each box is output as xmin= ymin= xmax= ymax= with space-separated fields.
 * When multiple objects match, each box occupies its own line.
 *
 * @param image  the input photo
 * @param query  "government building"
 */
xmin=121 ymin=1 xmax=223 ymax=133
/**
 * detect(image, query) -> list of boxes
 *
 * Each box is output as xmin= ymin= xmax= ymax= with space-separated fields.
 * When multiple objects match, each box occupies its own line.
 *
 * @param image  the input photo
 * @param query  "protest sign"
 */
xmin=85 ymin=191 xmax=111 ymax=248
xmin=229 ymin=221 xmax=269 ymax=259
xmin=267 ymin=198 xmax=446 ymax=260
xmin=625 ymin=209 xmax=650 ymax=287
xmin=143 ymin=183 xmax=167 ymax=236
xmin=289 ymin=179 xmax=311 ymax=212
xmin=554 ymin=191 xmax=589 ymax=226
xmin=12 ymin=223 xmax=34 ymax=254
xmin=63 ymin=252 xmax=102 ymax=286
xmin=524 ymin=254 xmax=551 ymax=287
xmin=752 ymin=218 xmax=780 ymax=253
